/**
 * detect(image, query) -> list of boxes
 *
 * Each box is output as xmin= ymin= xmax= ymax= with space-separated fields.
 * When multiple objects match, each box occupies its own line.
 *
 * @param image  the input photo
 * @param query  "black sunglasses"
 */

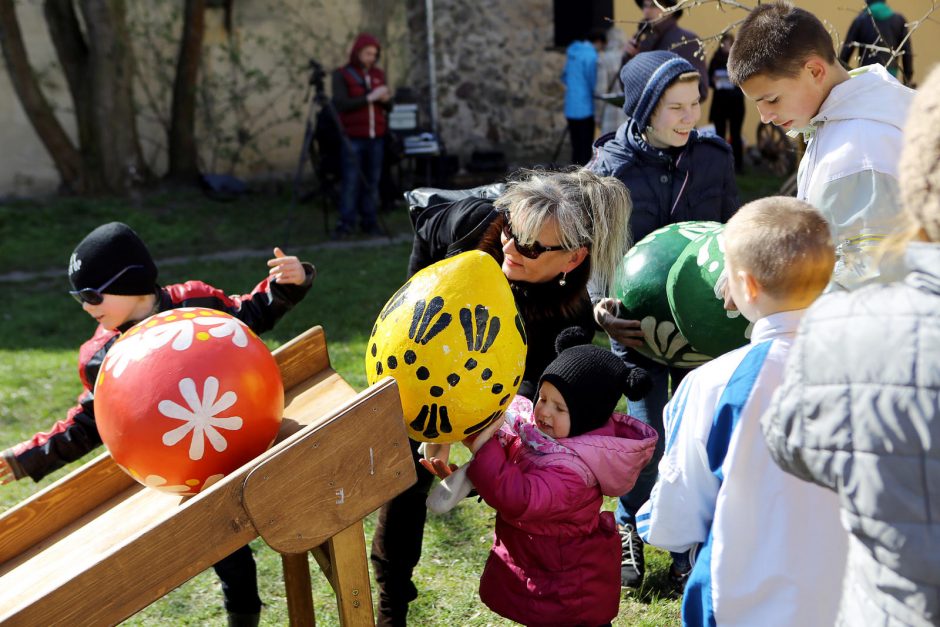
xmin=500 ymin=221 xmax=568 ymax=259
xmin=69 ymin=265 xmax=145 ymax=306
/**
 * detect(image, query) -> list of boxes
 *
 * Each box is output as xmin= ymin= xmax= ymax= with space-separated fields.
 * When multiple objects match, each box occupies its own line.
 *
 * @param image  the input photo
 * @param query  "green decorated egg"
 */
xmin=367 ymin=250 xmax=528 ymax=443
xmin=667 ymin=226 xmax=752 ymax=358
xmin=613 ymin=221 xmax=721 ymax=367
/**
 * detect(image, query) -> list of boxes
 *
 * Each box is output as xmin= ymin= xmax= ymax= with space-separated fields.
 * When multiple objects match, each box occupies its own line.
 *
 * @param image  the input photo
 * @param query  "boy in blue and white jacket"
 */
xmin=637 ymin=197 xmax=847 ymax=627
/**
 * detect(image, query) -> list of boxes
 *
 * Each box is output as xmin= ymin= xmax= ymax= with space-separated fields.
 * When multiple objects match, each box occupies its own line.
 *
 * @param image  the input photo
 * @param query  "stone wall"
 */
xmin=403 ymin=0 xmax=568 ymax=169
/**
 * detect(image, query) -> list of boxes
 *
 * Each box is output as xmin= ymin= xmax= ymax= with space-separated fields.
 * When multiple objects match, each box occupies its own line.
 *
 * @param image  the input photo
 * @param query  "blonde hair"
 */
xmin=493 ymin=168 xmax=632 ymax=289
xmin=896 ymin=64 xmax=940 ymax=245
xmin=724 ymin=196 xmax=834 ymax=301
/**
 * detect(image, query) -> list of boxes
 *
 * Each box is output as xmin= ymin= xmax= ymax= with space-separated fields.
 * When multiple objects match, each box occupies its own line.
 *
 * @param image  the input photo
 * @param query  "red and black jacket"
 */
xmin=3 ymin=267 xmax=314 ymax=482
xmin=331 ymin=33 xmax=389 ymax=139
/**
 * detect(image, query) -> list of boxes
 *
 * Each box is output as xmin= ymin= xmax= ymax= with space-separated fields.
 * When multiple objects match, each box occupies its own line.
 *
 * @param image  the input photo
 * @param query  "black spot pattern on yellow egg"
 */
xmin=492 ymin=383 xmax=504 ymax=394
xmin=465 ymin=358 xmax=477 ymax=370
xmin=376 ymin=362 xmax=383 ymax=376
xmin=513 ymin=375 xmax=520 ymax=386
xmin=371 ymin=324 xmax=377 ymax=337
xmin=404 ymin=350 xmax=417 ymax=365
xmin=430 ymin=386 xmax=443 ymax=397
xmin=416 ymin=366 xmax=430 ymax=380
xmin=463 ymin=410 xmax=504 ymax=436
xmin=499 ymin=394 xmax=510 ymax=406
xmin=410 ymin=297 xmax=452 ymax=345
xmin=380 ymin=281 xmax=412 ymax=321
xmin=387 ymin=356 xmax=398 ymax=369
xmin=481 ymin=368 xmax=492 ymax=381
xmin=459 ymin=305 xmax=500 ymax=352
xmin=515 ymin=314 xmax=527 ymax=346
xmin=411 ymin=403 xmax=453 ymax=439
xmin=371 ymin=343 xmax=377 ymax=357
xmin=447 ymin=373 xmax=460 ymax=386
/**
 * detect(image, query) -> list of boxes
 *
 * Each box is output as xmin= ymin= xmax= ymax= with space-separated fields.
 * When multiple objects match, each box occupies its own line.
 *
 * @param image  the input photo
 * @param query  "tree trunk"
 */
xmin=359 ymin=0 xmax=392 ymax=48
xmin=166 ymin=0 xmax=206 ymax=183
xmin=77 ymin=0 xmax=149 ymax=193
xmin=0 ymin=0 xmax=83 ymax=191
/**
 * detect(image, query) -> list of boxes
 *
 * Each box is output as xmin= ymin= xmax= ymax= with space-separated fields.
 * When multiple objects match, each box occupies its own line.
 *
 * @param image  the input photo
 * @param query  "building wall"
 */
xmin=1 ymin=0 xmax=937 ymax=196
xmin=612 ymin=0 xmax=939 ymax=144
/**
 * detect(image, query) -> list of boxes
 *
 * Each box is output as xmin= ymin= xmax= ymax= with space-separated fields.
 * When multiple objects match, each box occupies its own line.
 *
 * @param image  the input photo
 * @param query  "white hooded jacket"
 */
xmin=794 ymin=64 xmax=914 ymax=289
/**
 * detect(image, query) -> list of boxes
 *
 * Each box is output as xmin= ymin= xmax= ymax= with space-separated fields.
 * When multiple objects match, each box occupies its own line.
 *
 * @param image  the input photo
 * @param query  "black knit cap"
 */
xmin=68 ymin=222 xmax=158 ymax=295
xmin=620 ymin=50 xmax=697 ymax=127
xmin=538 ymin=328 xmax=651 ymax=437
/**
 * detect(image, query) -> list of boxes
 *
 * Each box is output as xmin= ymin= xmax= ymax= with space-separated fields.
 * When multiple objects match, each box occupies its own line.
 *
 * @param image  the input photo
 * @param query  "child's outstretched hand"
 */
xmin=462 ymin=416 xmax=503 ymax=454
xmin=0 ymin=457 xmax=14 ymax=485
xmin=267 ymin=247 xmax=306 ymax=285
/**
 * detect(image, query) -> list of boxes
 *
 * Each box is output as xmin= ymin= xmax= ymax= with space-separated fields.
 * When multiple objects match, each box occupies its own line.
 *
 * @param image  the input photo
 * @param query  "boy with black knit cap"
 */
xmin=457 ymin=333 xmax=657 ymax=627
xmin=0 ymin=221 xmax=316 ymax=627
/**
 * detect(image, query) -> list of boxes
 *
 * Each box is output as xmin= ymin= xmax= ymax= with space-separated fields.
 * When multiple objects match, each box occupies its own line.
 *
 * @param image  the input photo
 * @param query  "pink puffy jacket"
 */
xmin=466 ymin=399 xmax=657 ymax=627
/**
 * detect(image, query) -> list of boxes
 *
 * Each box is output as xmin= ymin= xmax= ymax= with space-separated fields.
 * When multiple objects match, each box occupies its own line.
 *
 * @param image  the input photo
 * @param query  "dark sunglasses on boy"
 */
xmin=69 ymin=265 xmax=145 ymax=306
xmin=500 ymin=220 xmax=568 ymax=259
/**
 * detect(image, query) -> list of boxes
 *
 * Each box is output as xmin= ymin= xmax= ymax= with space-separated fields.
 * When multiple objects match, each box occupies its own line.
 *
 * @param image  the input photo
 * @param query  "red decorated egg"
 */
xmin=94 ymin=307 xmax=284 ymax=495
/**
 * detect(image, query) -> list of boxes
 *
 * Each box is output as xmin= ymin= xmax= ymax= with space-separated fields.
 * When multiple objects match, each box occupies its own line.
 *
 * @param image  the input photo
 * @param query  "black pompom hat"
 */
xmin=68 ymin=222 xmax=158 ymax=296
xmin=538 ymin=328 xmax=651 ymax=437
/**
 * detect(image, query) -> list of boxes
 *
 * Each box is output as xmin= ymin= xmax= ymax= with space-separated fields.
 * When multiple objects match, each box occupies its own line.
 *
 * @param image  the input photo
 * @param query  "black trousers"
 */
xmin=567 ymin=116 xmax=596 ymax=166
xmin=710 ymin=91 xmax=745 ymax=173
xmin=370 ymin=437 xmax=436 ymax=627
xmin=213 ymin=544 xmax=262 ymax=614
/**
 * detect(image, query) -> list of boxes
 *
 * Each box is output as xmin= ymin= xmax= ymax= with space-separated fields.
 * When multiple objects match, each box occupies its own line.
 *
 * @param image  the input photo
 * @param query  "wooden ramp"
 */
xmin=0 ymin=326 xmax=416 ymax=626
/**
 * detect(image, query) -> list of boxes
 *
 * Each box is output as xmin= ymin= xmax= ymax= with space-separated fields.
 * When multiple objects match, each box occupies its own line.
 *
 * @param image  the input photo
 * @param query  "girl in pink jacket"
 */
xmin=464 ymin=338 xmax=658 ymax=627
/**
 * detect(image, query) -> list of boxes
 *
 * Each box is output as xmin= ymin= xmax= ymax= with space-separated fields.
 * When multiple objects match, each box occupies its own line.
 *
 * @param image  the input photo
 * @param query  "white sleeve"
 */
xmin=636 ymin=371 xmax=722 ymax=553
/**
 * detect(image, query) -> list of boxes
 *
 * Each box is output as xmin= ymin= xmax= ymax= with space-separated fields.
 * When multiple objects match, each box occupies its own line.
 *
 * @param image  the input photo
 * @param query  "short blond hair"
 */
xmin=724 ymin=197 xmax=834 ymax=301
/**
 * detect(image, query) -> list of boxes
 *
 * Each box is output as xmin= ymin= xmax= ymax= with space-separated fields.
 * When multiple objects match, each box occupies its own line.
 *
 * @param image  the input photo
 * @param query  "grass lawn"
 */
xmin=0 ymin=169 xmax=783 ymax=625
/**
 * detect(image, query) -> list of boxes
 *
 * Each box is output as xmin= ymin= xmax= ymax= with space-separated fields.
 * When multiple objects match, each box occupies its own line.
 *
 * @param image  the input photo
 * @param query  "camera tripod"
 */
xmin=289 ymin=58 xmax=390 ymax=242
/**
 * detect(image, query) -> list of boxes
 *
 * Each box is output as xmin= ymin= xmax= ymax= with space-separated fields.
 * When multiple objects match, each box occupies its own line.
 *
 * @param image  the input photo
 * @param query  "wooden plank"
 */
xmin=274 ymin=325 xmax=330 ymax=390
xmin=0 ymin=473 xmax=253 ymax=625
xmin=282 ymin=552 xmax=316 ymax=627
xmin=243 ymin=378 xmax=416 ymax=553
xmin=325 ymin=521 xmax=375 ymax=626
xmin=0 ymin=453 xmax=133 ymax=565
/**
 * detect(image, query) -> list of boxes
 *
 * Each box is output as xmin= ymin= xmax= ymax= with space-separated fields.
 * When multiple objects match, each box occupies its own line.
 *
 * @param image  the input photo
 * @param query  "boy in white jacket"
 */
xmin=637 ymin=197 xmax=847 ymax=627
xmin=728 ymin=1 xmax=915 ymax=290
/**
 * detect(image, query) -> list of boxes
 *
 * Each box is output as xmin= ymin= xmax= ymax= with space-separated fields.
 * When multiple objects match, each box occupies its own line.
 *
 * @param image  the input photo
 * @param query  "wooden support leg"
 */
xmin=322 ymin=520 xmax=375 ymax=626
xmin=282 ymin=552 xmax=316 ymax=627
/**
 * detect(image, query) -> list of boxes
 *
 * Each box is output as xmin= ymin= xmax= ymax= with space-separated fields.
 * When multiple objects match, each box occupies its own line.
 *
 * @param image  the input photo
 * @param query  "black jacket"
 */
xmin=589 ymin=121 xmax=739 ymax=246
xmin=840 ymin=9 xmax=913 ymax=85
xmin=408 ymin=196 xmax=595 ymax=399
xmin=4 ymin=268 xmax=314 ymax=481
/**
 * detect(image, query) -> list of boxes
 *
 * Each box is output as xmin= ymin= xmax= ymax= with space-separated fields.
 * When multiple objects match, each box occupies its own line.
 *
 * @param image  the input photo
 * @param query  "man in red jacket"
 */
xmin=331 ymin=33 xmax=392 ymax=238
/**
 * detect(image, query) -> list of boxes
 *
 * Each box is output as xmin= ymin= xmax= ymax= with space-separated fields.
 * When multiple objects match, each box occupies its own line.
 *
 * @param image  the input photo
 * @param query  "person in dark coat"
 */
xmin=622 ymin=0 xmax=708 ymax=101
xmin=331 ymin=33 xmax=392 ymax=237
xmin=589 ymin=50 xmax=740 ymax=591
xmin=708 ymin=33 xmax=745 ymax=173
xmin=840 ymin=0 xmax=913 ymax=86
xmin=370 ymin=169 xmax=641 ymax=626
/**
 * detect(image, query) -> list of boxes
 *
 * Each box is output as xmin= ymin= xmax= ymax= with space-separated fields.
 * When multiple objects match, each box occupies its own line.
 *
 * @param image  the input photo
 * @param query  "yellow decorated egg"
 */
xmin=367 ymin=250 xmax=527 ymax=443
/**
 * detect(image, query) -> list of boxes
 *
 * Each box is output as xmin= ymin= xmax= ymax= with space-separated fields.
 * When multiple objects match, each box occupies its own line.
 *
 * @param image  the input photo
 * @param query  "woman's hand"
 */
xmin=419 ymin=443 xmax=456 ymax=479
xmin=593 ymin=298 xmax=645 ymax=348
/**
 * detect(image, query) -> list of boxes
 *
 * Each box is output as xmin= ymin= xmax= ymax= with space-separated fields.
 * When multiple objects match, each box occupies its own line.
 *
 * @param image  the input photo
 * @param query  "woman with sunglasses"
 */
xmin=588 ymin=51 xmax=740 ymax=592
xmin=0 ymin=221 xmax=315 ymax=627
xmin=372 ymin=168 xmax=641 ymax=626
